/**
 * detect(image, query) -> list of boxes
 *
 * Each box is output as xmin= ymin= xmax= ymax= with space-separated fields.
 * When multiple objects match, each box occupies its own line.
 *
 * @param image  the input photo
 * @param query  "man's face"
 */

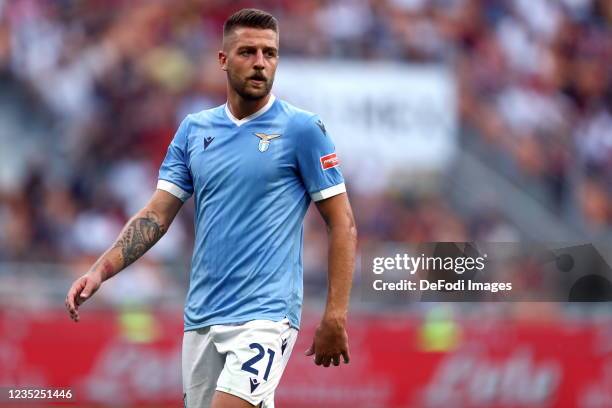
xmin=219 ymin=27 xmax=279 ymax=101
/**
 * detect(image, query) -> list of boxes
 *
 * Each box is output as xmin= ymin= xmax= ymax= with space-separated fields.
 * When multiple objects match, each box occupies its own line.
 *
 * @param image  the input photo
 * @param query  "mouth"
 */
xmin=248 ymin=75 xmax=266 ymax=84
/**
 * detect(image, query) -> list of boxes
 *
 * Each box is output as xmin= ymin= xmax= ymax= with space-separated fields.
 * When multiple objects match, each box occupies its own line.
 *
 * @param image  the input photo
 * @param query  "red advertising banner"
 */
xmin=0 ymin=309 xmax=610 ymax=407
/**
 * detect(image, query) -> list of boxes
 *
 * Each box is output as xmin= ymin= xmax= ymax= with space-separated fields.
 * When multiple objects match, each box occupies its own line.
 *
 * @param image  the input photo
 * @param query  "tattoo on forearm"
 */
xmin=113 ymin=211 xmax=166 ymax=268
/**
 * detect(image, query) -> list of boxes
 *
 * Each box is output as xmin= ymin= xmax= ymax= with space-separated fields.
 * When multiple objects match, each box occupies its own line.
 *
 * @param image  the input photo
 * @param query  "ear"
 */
xmin=218 ymin=50 xmax=228 ymax=71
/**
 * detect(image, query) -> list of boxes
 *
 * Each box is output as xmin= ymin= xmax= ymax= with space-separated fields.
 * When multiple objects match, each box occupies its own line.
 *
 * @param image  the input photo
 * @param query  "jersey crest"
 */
xmin=254 ymin=132 xmax=281 ymax=152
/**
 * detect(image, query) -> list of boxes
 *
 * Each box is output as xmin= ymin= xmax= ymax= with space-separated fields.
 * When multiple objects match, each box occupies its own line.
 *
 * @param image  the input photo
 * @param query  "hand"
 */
xmin=65 ymin=272 xmax=102 ymax=322
xmin=305 ymin=316 xmax=350 ymax=367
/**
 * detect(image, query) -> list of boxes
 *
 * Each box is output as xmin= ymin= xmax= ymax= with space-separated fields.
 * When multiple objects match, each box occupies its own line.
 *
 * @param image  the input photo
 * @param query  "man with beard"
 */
xmin=65 ymin=8 xmax=357 ymax=408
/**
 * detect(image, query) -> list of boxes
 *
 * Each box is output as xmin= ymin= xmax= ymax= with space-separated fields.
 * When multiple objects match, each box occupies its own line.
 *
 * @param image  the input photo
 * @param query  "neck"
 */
xmin=226 ymin=89 xmax=271 ymax=120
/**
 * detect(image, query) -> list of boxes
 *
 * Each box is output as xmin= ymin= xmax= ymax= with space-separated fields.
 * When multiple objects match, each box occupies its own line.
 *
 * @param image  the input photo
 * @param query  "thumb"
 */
xmin=304 ymin=341 xmax=315 ymax=356
xmin=80 ymin=278 xmax=97 ymax=298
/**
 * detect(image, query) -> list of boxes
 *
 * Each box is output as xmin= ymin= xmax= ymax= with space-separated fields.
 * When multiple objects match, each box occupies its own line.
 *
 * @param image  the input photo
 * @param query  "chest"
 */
xmin=185 ymin=124 xmax=295 ymax=192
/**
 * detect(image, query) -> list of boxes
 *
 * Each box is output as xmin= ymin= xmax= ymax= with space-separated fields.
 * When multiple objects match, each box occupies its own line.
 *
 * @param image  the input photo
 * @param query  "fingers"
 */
xmin=342 ymin=349 xmax=350 ymax=364
xmin=322 ymin=356 xmax=332 ymax=367
xmin=65 ymin=277 xmax=86 ymax=322
xmin=308 ymin=342 xmax=332 ymax=367
xmin=66 ymin=281 xmax=80 ymax=313
xmin=307 ymin=327 xmax=351 ymax=367
xmin=65 ymin=295 xmax=75 ymax=321
xmin=316 ymin=353 xmax=346 ymax=367
xmin=66 ymin=293 xmax=80 ymax=322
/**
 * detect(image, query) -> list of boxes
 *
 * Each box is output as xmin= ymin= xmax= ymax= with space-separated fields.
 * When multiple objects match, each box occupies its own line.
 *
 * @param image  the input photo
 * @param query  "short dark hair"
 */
xmin=223 ymin=8 xmax=278 ymax=37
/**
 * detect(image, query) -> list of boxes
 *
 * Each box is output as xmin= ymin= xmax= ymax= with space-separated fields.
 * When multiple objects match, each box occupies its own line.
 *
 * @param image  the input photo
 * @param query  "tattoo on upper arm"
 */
xmin=113 ymin=211 xmax=166 ymax=268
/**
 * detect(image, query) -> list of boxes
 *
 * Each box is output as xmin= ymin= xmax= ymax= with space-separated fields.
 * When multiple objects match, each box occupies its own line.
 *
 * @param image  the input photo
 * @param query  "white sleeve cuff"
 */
xmin=157 ymin=180 xmax=191 ymax=202
xmin=310 ymin=182 xmax=346 ymax=202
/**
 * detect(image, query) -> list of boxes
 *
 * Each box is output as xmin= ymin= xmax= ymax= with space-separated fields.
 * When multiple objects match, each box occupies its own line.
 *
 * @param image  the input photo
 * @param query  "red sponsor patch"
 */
xmin=320 ymin=153 xmax=339 ymax=170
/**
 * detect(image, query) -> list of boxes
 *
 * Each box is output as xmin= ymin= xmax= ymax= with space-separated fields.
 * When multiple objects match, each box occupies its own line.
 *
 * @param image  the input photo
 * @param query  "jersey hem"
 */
xmin=184 ymin=315 xmax=300 ymax=332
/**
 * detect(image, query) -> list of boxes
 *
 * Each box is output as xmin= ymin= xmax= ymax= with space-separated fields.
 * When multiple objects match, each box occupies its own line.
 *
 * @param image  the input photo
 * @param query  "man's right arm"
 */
xmin=65 ymin=189 xmax=184 ymax=321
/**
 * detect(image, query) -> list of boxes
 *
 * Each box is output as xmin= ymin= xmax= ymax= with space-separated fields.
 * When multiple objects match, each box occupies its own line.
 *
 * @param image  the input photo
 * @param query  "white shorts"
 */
xmin=182 ymin=318 xmax=298 ymax=408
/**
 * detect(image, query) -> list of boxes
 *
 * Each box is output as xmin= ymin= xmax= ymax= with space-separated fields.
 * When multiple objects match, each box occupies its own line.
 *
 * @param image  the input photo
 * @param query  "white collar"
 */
xmin=224 ymin=94 xmax=276 ymax=127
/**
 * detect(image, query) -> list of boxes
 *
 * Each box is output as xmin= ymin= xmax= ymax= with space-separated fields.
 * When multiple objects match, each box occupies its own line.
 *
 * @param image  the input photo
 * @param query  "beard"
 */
xmin=227 ymin=70 xmax=274 ymax=101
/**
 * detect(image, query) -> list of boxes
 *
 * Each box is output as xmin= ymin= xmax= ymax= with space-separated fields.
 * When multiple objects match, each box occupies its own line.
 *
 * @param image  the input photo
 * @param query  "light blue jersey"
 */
xmin=157 ymin=95 xmax=345 ymax=331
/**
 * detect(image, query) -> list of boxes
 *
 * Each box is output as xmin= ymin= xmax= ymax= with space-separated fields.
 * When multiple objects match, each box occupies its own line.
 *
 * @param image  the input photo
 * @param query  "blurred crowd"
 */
xmin=0 ymin=0 xmax=610 ymax=298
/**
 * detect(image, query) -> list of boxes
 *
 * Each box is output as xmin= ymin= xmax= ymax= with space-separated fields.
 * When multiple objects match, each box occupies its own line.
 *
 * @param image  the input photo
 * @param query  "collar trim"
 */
xmin=225 ymin=94 xmax=276 ymax=126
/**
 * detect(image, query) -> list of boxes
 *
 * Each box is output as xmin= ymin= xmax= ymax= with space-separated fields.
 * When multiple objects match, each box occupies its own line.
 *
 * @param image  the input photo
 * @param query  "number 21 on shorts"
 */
xmin=241 ymin=342 xmax=275 ymax=381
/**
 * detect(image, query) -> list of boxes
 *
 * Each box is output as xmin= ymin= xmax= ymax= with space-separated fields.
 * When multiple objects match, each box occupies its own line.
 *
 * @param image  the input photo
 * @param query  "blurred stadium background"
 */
xmin=0 ymin=0 xmax=611 ymax=407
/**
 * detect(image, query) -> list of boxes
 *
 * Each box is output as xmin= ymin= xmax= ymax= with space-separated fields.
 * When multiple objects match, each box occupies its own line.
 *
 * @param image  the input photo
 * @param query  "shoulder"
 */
xmin=275 ymin=100 xmax=332 ymax=153
xmin=275 ymin=98 xmax=321 ymax=132
xmin=169 ymin=105 xmax=224 ymax=147
xmin=183 ymin=104 xmax=226 ymax=128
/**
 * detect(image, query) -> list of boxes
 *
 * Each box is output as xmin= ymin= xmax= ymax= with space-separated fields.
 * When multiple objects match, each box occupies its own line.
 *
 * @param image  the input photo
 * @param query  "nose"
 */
xmin=254 ymin=50 xmax=265 ymax=69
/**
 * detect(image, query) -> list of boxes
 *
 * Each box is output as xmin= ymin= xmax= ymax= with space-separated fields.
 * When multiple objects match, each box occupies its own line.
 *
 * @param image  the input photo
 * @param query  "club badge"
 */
xmin=254 ymin=132 xmax=281 ymax=152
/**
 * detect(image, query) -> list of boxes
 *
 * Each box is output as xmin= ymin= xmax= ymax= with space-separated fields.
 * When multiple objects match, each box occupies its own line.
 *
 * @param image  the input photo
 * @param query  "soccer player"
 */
xmin=65 ymin=8 xmax=357 ymax=408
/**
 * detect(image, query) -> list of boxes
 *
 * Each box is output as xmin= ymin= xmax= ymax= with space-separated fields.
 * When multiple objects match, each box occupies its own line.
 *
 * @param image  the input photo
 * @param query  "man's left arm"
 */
xmin=305 ymin=192 xmax=357 ymax=367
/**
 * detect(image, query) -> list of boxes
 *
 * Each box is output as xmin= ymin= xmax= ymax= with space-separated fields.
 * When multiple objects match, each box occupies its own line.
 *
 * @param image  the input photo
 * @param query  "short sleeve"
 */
xmin=157 ymin=116 xmax=194 ymax=201
xmin=295 ymin=115 xmax=346 ymax=201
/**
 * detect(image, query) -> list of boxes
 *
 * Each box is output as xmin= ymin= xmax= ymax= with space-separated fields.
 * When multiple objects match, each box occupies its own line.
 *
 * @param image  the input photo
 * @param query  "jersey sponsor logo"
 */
xmin=254 ymin=132 xmax=281 ymax=152
xmin=320 ymin=153 xmax=339 ymax=170
xmin=204 ymin=136 xmax=215 ymax=149
xmin=250 ymin=377 xmax=261 ymax=393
